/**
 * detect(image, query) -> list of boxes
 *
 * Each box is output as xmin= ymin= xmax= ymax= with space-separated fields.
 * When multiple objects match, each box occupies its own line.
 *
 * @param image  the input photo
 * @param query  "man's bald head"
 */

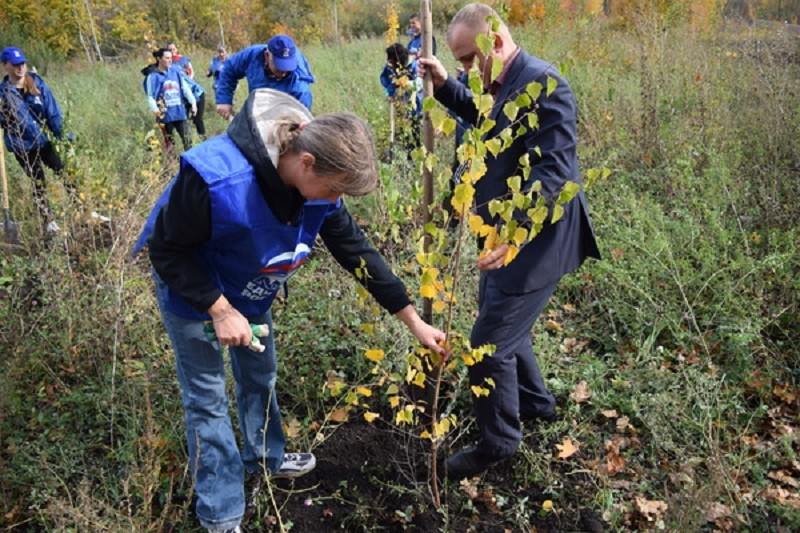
xmin=446 ymin=3 xmax=508 ymax=44
xmin=445 ymin=3 xmax=516 ymax=86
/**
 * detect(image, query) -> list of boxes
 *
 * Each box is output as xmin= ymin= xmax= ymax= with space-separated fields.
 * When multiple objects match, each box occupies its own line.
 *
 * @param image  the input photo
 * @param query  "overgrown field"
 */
xmin=1 ymin=17 xmax=798 ymax=532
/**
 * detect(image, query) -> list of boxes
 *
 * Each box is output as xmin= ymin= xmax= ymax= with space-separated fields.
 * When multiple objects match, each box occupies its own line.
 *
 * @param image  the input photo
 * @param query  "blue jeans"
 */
xmin=156 ymin=285 xmax=284 ymax=531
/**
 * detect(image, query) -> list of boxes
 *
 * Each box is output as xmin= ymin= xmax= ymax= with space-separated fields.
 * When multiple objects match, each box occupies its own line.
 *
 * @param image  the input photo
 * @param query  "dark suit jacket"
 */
xmin=434 ymin=49 xmax=600 ymax=293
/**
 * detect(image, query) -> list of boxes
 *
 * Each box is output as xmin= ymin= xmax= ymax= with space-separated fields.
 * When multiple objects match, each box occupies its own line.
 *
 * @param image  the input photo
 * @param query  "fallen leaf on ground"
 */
xmin=761 ymin=487 xmax=800 ymax=509
xmin=328 ymin=407 xmax=350 ymax=423
xmin=556 ymin=437 xmax=579 ymax=459
xmin=768 ymin=470 xmax=800 ymax=489
xmin=604 ymin=439 xmax=626 ymax=475
xmin=284 ymin=417 xmax=302 ymax=439
xmin=601 ymin=409 xmax=618 ymax=418
xmin=570 ymin=381 xmax=592 ymax=403
xmin=459 ymin=477 xmax=479 ymax=500
xmin=704 ymin=502 xmax=732 ymax=523
xmin=545 ymin=319 xmax=563 ymax=332
xmin=616 ymin=416 xmax=630 ymax=432
xmin=634 ymin=496 xmax=668 ymax=521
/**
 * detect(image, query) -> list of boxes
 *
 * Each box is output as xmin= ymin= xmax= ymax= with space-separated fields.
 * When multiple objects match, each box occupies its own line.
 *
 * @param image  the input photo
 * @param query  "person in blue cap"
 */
xmin=215 ymin=35 xmax=315 ymax=119
xmin=206 ymin=46 xmax=228 ymax=97
xmin=0 ymin=46 xmax=68 ymax=233
xmin=407 ymin=13 xmax=437 ymax=60
xmin=144 ymin=47 xmax=197 ymax=151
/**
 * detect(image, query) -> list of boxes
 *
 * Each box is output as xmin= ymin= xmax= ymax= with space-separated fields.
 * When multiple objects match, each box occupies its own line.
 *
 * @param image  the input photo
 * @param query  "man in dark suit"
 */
xmin=418 ymin=3 xmax=600 ymax=480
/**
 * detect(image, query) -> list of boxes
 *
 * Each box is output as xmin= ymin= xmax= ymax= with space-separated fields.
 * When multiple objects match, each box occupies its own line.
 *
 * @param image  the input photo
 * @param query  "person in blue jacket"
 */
xmin=144 ymin=48 xmax=197 ymax=151
xmin=379 ymin=43 xmax=422 ymax=119
xmin=407 ymin=13 xmax=437 ymax=59
xmin=215 ymin=35 xmax=315 ymax=119
xmin=181 ymin=73 xmax=207 ymax=140
xmin=0 ymin=46 xmax=67 ymax=233
xmin=133 ymin=88 xmax=446 ymax=533
xmin=167 ymin=41 xmax=194 ymax=79
xmin=206 ymin=46 xmax=228 ymax=97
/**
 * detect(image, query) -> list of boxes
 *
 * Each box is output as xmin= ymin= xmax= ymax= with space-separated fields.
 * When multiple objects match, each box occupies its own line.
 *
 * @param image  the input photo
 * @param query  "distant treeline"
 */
xmin=1 ymin=0 xmax=797 ymax=63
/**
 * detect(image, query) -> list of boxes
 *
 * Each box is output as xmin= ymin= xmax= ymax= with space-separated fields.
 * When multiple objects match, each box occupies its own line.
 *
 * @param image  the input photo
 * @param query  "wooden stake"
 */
xmin=420 ymin=0 xmax=435 ymax=325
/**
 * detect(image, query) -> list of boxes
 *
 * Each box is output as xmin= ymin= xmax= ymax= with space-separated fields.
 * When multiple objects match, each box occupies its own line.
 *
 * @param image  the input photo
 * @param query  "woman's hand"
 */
xmin=395 ymin=305 xmax=448 ymax=356
xmin=477 ymin=244 xmax=509 ymax=271
xmin=208 ymin=295 xmax=251 ymax=347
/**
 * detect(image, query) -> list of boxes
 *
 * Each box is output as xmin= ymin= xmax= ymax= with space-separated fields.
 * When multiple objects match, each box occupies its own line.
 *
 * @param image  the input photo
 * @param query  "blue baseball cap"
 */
xmin=267 ymin=35 xmax=297 ymax=72
xmin=1 ymin=47 xmax=27 ymax=65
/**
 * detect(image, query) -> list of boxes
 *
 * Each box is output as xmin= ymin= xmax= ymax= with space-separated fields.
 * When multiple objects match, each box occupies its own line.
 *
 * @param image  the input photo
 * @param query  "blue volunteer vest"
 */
xmin=152 ymin=68 xmax=188 ymax=123
xmin=134 ymin=134 xmax=339 ymax=320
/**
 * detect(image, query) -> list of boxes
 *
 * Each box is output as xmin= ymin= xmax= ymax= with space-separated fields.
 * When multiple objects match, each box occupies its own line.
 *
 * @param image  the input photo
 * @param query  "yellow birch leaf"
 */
xmin=468 ymin=214 xmax=484 ymax=235
xmin=432 ymin=300 xmax=447 ymax=313
xmin=360 ymin=323 xmax=375 ymax=335
xmin=365 ymin=349 xmax=385 ymax=362
xmin=356 ymin=386 xmax=372 ymax=397
xmin=471 ymin=385 xmax=490 ymax=397
xmin=420 ymin=430 xmax=432 ymax=439
xmin=386 ymin=384 xmax=399 ymax=395
xmin=513 ymin=227 xmax=528 ymax=246
xmin=413 ymin=371 xmax=427 ymax=388
xmin=363 ymin=412 xmax=380 ymax=423
xmin=389 ymin=395 xmax=400 ymax=408
xmin=420 ymin=284 xmax=437 ymax=298
xmin=503 ymin=245 xmax=520 ymax=265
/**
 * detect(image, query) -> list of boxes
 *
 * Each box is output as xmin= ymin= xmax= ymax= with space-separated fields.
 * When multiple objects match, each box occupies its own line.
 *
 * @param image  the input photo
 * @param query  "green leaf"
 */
xmin=429 ymin=105 xmax=448 ymax=132
xmin=488 ymin=199 xmax=504 ymax=218
xmin=422 ymin=96 xmax=436 ymax=113
xmin=441 ymin=117 xmax=456 ymax=136
xmin=528 ymin=205 xmax=548 ymax=224
xmin=476 ymin=33 xmax=493 ymax=55
xmin=531 ymin=180 xmax=542 ymax=193
xmin=547 ymin=76 xmax=558 ymax=97
xmin=485 ymin=138 xmax=502 ymax=157
xmin=491 ymin=57 xmax=503 ymax=82
xmin=519 ymin=153 xmax=530 ymax=168
xmin=424 ymin=222 xmax=438 ymax=236
xmin=527 ymin=113 xmax=539 ymax=129
xmin=514 ymin=93 xmax=532 ymax=109
xmin=557 ymin=181 xmax=581 ymax=204
xmin=507 ymin=175 xmax=521 ymax=192
xmin=526 ymin=81 xmax=542 ymax=100
xmin=512 ymin=191 xmax=527 ymax=209
xmin=477 ymin=94 xmax=494 ymax=116
xmin=478 ymin=118 xmax=496 ymax=135
xmin=468 ymin=70 xmax=483 ymax=94
xmin=488 ymin=15 xmax=501 ymax=32
xmin=503 ymin=101 xmax=519 ymax=121
xmin=551 ymin=204 xmax=564 ymax=223
xmin=534 ymin=145 xmax=542 ymax=158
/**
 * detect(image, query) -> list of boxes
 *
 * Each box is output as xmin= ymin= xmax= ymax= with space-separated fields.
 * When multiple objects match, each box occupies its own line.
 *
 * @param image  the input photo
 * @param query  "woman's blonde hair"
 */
xmin=275 ymin=113 xmax=378 ymax=197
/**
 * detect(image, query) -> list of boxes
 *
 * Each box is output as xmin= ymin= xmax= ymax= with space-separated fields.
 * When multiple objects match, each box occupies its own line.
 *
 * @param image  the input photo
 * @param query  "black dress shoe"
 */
xmin=445 ymin=446 xmax=498 ymax=481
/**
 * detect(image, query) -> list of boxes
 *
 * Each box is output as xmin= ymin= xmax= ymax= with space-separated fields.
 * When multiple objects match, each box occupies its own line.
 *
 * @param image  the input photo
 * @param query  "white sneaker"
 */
xmin=46 ymin=221 xmax=61 ymax=234
xmin=272 ymin=452 xmax=316 ymax=479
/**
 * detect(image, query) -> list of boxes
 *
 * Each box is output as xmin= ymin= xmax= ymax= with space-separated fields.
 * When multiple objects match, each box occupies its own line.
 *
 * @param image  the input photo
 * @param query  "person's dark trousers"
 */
xmin=189 ymin=93 xmax=206 ymax=138
xmin=164 ymin=121 xmax=191 ymax=151
xmin=468 ymin=273 xmax=558 ymax=458
xmin=13 ymin=141 xmax=64 ymax=220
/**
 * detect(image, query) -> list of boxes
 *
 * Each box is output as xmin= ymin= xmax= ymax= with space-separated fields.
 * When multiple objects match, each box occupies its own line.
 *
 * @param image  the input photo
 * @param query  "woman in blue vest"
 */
xmin=134 ymin=89 xmax=445 ymax=533
xmin=206 ymin=46 xmax=227 ymax=97
xmin=0 ymin=46 xmax=67 ymax=233
xmin=144 ymin=48 xmax=196 ymax=151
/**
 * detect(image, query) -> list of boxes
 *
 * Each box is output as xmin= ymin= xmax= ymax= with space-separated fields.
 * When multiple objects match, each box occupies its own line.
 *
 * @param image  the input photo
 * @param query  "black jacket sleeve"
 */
xmin=148 ymin=165 xmax=221 ymax=312
xmin=319 ymin=205 xmax=412 ymax=314
xmin=434 ymin=75 xmax=480 ymax=127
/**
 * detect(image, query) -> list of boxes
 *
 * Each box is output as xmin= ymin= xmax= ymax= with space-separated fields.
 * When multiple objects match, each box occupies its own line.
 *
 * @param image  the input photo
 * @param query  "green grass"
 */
xmin=1 ymin=16 xmax=798 ymax=531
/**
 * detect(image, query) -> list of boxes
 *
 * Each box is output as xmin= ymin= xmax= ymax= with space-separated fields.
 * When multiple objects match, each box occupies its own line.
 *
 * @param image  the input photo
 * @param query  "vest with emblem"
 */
xmin=134 ymin=134 xmax=338 ymax=320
